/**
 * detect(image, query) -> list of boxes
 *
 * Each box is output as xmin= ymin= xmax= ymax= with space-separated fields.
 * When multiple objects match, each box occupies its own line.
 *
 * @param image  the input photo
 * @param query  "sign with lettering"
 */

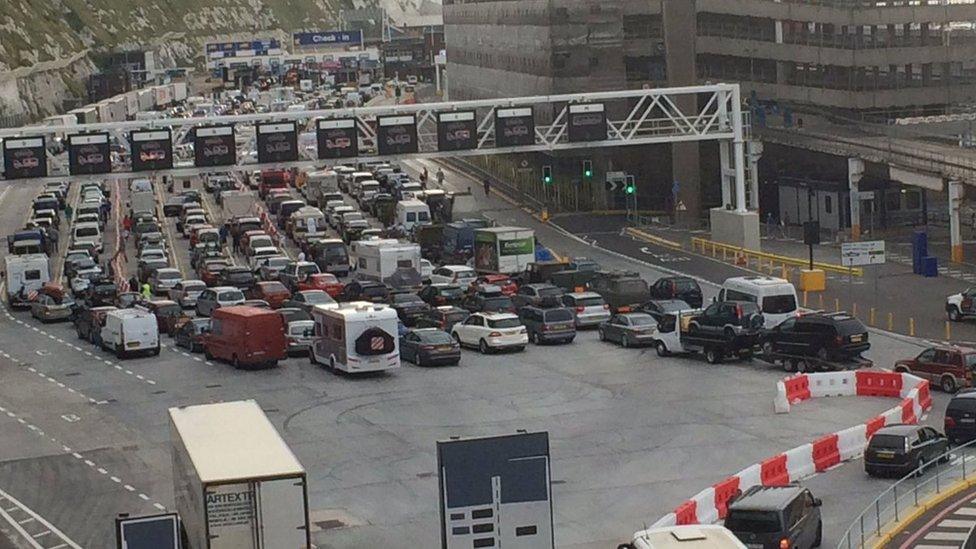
xmin=194 ymin=125 xmax=236 ymax=167
xmin=316 ymin=118 xmax=358 ymax=159
xmin=293 ymin=30 xmax=362 ymax=47
xmin=130 ymin=129 xmax=173 ymax=172
xmin=205 ymin=483 xmax=256 ymax=547
xmin=495 ymin=107 xmax=535 ymax=148
xmin=567 ymin=103 xmax=607 ymax=142
xmin=256 ymin=122 xmax=298 ymax=163
xmin=437 ymin=111 xmax=477 ymax=152
xmin=377 ymin=115 xmax=418 ymax=156
xmin=841 ymin=240 xmax=886 ymax=266
xmin=2 ymin=137 xmax=47 ymax=179
xmin=68 ymin=133 xmax=112 ymax=176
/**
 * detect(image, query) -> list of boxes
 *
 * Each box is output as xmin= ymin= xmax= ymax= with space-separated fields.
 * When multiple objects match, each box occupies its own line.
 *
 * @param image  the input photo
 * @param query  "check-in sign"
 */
xmin=3 ymin=137 xmax=47 ymax=179
xmin=68 ymin=133 xmax=112 ymax=175
xmin=317 ymin=118 xmax=358 ymax=159
xmin=841 ymin=240 xmax=886 ymax=266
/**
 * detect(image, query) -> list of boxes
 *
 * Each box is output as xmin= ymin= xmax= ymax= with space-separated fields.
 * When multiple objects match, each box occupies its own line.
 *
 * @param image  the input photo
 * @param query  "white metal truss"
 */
xmin=0 ymin=83 xmax=751 ymax=211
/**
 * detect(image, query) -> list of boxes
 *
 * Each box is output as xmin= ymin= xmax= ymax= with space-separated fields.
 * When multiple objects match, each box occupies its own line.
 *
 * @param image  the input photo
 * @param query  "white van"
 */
xmin=4 ymin=254 xmax=50 ymax=307
xmin=395 ymin=199 xmax=431 ymax=232
xmin=72 ymin=223 xmax=103 ymax=253
xmin=100 ymin=309 xmax=160 ymax=358
xmin=310 ymin=302 xmax=400 ymax=373
xmin=719 ymin=276 xmax=798 ymax=328
xmin=129 ymin=178 xmax=153 ymax=193
xmin=630 ymin=525 xmax=747 ymax=549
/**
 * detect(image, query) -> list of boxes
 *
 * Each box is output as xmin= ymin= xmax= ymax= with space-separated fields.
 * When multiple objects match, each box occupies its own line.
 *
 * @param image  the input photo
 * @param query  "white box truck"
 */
xmin=4 ymin=254 xmax=50 ymax=308
xmin=170 ymin=400 xmax=310 ymax=549
xmin=220 ymin=190 xmax=258 ymax=219
xmin=473 ymin=227 xmax=536 ymax=274
xmin=349 ymin=238 xmax=422 ymax=286
xmin=130 ymin=190 xmax=156 ymax=217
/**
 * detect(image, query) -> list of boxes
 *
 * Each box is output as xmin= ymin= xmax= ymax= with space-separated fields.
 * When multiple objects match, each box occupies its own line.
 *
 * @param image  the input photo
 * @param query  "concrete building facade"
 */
xmin=443 ymin=0 xmax=976 ymax=217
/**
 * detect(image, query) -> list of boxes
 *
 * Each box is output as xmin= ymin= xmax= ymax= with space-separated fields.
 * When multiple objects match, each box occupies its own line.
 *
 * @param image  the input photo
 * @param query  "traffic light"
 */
xmin=582 ymin=160 xmax=593 ymax=179
xmin=542 ymin=165 xmax=553 ymax=185
xmin=625 ymin=177 xmax=636 ymax=195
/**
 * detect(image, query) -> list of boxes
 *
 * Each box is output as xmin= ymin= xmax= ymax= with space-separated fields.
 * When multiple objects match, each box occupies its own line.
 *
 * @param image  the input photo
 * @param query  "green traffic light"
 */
xmin=625 ymin=184 xmax=635 ymax=194
xmin=584 ymin=169 xmax=593 ymax=178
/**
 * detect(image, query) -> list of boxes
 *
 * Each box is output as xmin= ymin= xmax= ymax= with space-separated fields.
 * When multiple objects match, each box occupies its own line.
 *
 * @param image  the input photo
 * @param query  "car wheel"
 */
xmin=621 ymin=335 xmax=630 ymax=348
xmin=152 ymin=346 xmax=160 ymax=356
xmin=705 ymin=348 xmax=721 ymax=364
xmin=814 ymin=521 xmax=822 ymax=548
xmin=479 ymin=339 xmax=490 ymax=354
xmin=452 ymin=333 xmax=462 ymax=347
xmin=598 ymin=328 xmax=606 ymax=341
xmin=688 ymin=322 xmax=700 ymax=336
xmin=761 ymin=340 xmax=775 ymax=357
xmin=416 ymin=353 xmax=425 ymax=367
xmin=329 ymin=355 xmax=337 ymax=371
xmin=942 ymin=375 xmax=959 ymax=393
xmin=723 ymin=327 xmax=736 ymax=341
xmin=232 ymin=355 xmax=241 ymax=370
xmin=795 ymin=359 xmax=807 ymax=373
xmin=949 ymin=306 xmax=962 ymax=322
xmin=915 ymin=458 xmax=926 ymax=477
xmin=115 ymin=346 xmax=125 ymax=360
xmin=783 ymin=359 xmax=796 ymax=373
xmin=817 ymin=346 xmax=830 ymax=363
xmin=656 ymin=341 xmax=669 ymax=357
xmin=204 ymin=348 xmax=214 ymax=360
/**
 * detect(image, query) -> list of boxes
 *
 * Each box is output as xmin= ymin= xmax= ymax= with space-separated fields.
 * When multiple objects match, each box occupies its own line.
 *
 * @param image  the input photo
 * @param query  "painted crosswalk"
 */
xmin=914 ymin=497 xmax=976 ymax=547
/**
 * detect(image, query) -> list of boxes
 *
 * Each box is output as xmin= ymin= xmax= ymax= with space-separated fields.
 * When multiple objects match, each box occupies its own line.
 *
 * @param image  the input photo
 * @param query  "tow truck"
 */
xmin=651 ymin=309 xmax=760 ymax=364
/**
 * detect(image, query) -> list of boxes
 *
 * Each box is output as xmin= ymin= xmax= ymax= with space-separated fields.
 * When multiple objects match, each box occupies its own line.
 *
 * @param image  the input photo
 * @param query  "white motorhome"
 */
xmin=4 ymin=254 xmax=50 ymax=307
xmin=304 ymin=169 xmax=339 ymax=206
xmin=100 ymin=309 xmax=160 ymax=358
xmin=395 ymin=199 xmax=431 ymax=232
xmin=719 ymin=276 xmax=798 ymax=329
xmin=349 ymin=239 xmax=422 ymax=285
xmin=170 ymin=400 xmax=310 ymax=549
xmin=310 ymin=302 xmax=400 ymax=373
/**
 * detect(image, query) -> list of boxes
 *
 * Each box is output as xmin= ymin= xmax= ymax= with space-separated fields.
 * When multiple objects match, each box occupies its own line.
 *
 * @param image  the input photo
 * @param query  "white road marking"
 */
xmin=938 ymin=519 xmax=975 ymax=528
xmin=925 ymin=531 xmax=969 ymax=541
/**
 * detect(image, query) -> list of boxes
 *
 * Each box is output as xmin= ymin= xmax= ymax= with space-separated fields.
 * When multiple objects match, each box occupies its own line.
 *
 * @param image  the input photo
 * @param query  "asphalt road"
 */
xmin=0 ymin=163 xmax=949 ymax=549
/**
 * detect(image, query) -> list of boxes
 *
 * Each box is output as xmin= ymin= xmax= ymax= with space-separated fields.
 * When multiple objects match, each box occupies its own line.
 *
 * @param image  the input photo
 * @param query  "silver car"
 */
xmin=286 ymin=320 xmax=315 ymax=355
xmin=149 ymin=268 xmax=183 ymax=295
xmin=30 ymin=293 xmax=74 ymax=323
xmin=168 ymin=279 xmax=207 ymax=308
xmin=195 ymin=286 xmax=245 ymax=317
xmin=561 ymin=291 xmax=611 ymax=328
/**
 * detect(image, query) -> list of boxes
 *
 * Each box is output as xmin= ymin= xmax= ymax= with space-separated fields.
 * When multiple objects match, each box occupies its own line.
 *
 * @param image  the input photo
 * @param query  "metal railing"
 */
xmin=838 ymin=438 xmax=976 ymax=549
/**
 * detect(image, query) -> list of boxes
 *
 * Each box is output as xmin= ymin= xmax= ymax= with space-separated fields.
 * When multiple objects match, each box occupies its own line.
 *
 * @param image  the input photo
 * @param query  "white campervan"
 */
xmin=4 ymin=254 xmax=50 ymax=307
xmin=100 ymin=309 xmax=160 ymax=359
xmin=719 ymin=276 xmax=798 ymax=328
xmin=395 ymin=199 xmax=431 ymax=232
xmin=310 ymin=302 xmax=400 ymax=373
xmin=349 ymin=239 xmax=422 ymax=285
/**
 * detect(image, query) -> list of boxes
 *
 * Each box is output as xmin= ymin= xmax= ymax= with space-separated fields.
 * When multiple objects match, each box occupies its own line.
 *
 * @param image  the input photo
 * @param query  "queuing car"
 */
xmin=598 ymin=312 xmax=658 ymax=347
xmin=195 ymin=286 xmax=246 ymax=317
xmin=462 ymin=289 xmax=516 ymax=314
xmin=638 ymin=299 xmax=691 ymax=323
xmin=137 ymin=257 xmax=169 ymax=283
xmin=451 ymin=312 xmax=527 ymax=354
xmin=284 ymin=290 xmax=336 ymax=314
xmin=761 ymin=312 xmax=870 ymax=363
xmin=257 ymin=256 xmax=292 ymax=281
xmin=140 ymin=300 xmax=186 ymax=336
xmin=399 ymin=328 xmax=461 ymax=366
xmin=518 ymin=305 xmax=576 ymax=345
xmin=245 ymin=281 xmax=292 ymax=309
xmin=286 ymin=320 xmax=315 ymax=355
xmin=864 ymin=424 xmax=948 ymax=477
xmin=338 ymin=280 xmax=390 ymax=303
xmin=946 ymin=287 xmax=976 ymax=322
xmin=588 ymin=271 xmax=651 ymax=312
xmin=725 ymin=485 xmax=822 ymax=549
xmin=894 ymin=345 xmax=976 ymax=393
xmin=114 ymin=292 xmax=142 ymax=309
xmin=30 ymin=291 xmax=74 ymax=323
xmin=199 ymin=259 xmax=231 ymax=286
xmin=75 ymin=306 xmax=116 ymax=344
xmin=512 ymin=283 xmax=564 ymax=308
xmin=82 ymin=279 xmax=118 ymax=307
xmin=388 ymin=292 xmax=432 ymax=325
xmin=168 ymin=280 xmax=207 ymax=309
xmin=174 ymin=318 xmax=211 ymax=353
xmin=414 ymin=306 xmax=470 ymax=332
xmin=296 ymin=273 xmax=344 ymax=298
xmin=946 ymin=390 xmax=976 ymax=444
xmin=560 ymin=291 xmax=611 ymax=328
xmin=219 ymin=266 xmax=257 ymax=290
xmin=149 ymin=267 xmax=183 ymax=296
xmin=688 ymin=301 xmax=764 ymax=340
xmin=648 ymin=276 xmax=704 ymax=309
xmin=472 ymin=274 xmax=518 ymax=296
xmin=429 ymin=265 xmax=477 ymax=286
xmin=417 ymin=283 xmax=465 ymax=307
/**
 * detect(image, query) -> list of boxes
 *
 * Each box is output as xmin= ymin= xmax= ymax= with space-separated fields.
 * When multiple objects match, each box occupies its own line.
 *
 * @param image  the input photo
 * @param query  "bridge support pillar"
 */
xmin=848 ymin=158 xmax=865 ymax=241
xmin=950 ymin=180 xmax=964 ymax=263
xmin=747 ymin=140 xmax=763 ymax=210
xmin=719 ymin=140 xmax=732 ymax=208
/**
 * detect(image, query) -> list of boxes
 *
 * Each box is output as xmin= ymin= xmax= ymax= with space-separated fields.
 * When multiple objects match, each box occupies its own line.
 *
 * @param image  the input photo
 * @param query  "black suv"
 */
xmin=864 ymin=424 xmax=949 ymax=477
xmin=338 ymin=280 xmax=390 ymax=303
xmin=689 ymin=301 xmax=764 ymax=340
xmin=761 ymin=312 xmax=869 ymax=361
xmin=388 ymin=292 xmax=432 ymax=326
xmin=417 ymin=283 xmax=465 ymax=307
xmin=648 ymin=276 xmax=703 ymax=308
xmin=725 ymin=485 xmax=822 ymax=549
xmin=587 ymin=271 xmax=651 ymax=312
xmin=946 ymin=390 xmax=976 ymax=444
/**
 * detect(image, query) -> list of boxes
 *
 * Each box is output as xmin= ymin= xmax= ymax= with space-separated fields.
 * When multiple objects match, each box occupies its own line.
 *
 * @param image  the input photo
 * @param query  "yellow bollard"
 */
xmin=711 ymin=243 xmax=716 ymax=257
xmin=946 ymin=321 xmax=952 ymax=342
xmin=723 ymin=247 xmax=727 ymax=261
xmin=803 ymin=291 xmax=808 ymax=308
xmin=782 ymin=264 xmax=788 ymax=279
xmin=888 ymin=312 xmax=894 ymax=331
xmin=909 ymin=318 xmax=915 ymax=337
xmin=835 ymin=298 xmax=840 ymax=312
xmin=870 ymin=308 xmax=876 ymax=326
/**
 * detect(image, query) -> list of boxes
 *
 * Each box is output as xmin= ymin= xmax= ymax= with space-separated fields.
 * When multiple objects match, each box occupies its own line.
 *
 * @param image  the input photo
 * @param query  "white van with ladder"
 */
xmin=310 ymin=302 xmax=400 ymax=373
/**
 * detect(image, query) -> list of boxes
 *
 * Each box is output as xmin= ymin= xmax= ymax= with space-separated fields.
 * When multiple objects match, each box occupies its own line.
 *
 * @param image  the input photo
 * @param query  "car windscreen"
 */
xmin=363 ymin=286 xmax=388 ymax=297
xmin=629 ymin=315 xmax=656 ymax=326
xmin=674 ymin=279 xmax=700 ymax=292
xmin=576 ymin=296 xmax=606 ymax=307
xmin=93 ymin=283 xmax=116 ymax=294
xmin=482 ymin=297 xmax=513 ymax=311
xmin=158 ymin=271 xmax=181 ymax=280
xmin=225 ymin=272 xmax=253 ymax=283
xmin=543 ymin=309 xmax=574 ymax=322
xmin=184 ymin=283 xmax=206 ymax=292
xmin=762 ymin=294 xmax=797 ymax=314
xmin=393 ymin=293 xmax=423 ymax=304
xmin=156 ymin=304 xmax=182 ymax=316
xmin=289 ymin=323 xmax=314 ymax=336
xmin=75 ymin=227 xmax=99 ymax=237
xmin=297 ymin=264 xmax=319 ymax=276
xmin=265 ymin=258 xmax=290 ymax=268
xmin=948 ymin=397 xmax=976 ymax=414
xmin=870 ymin=434 xmax=907 ymax=450
xmin=836 ymin=318 xmax=867 ymax=336
xmin=418 ymin=331 xmax=453 ymax=344
xmin=206 ymin=263 xmax=229 ymax=273
xmin=262 ymin=283 xmax=287 ymax=293
xmin=439 ymin=287 xmax=464 ymax=298
xmin=321 ymin=245 xmax=347 ymax=260
xmin=538 ymin=287 xmax=563 ymax=297
xmin=444 ymin=311 xmax=468 ymax=323
xmin=303 ymin=293 xmax=332 ymax=304
xmin=218 ymin=291 xmax=244 ymax=301
xmin=725 ymin=510 xmax=783 ymax=533
xmin=487 ymin=317 xmax=520 ymax=329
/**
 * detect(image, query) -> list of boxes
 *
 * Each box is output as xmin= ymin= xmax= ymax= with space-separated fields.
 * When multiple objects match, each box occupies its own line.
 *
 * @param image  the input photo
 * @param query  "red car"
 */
xmin=297 ymin=273 xmax=344 ymax=298
xmin=199 ymin=259 xmax=230 ymax=287
xmin=246 ymin=281 xmax=292 ymax=309
xmin=473 ymin=274 xmax=518 ymax=296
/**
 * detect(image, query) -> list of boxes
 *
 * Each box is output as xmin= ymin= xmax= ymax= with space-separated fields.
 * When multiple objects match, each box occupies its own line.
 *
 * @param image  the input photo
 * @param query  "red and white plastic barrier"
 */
xmin=647 ymin=371 xmax=932 ymax=529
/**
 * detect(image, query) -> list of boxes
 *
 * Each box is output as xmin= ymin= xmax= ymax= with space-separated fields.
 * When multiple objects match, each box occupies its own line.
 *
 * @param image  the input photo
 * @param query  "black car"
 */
xmin=83 ymin=279 xmax=118 ymax=307
xmin=462 ymin=292 xmax=517 ymax=314
xmin=389 ymin=292 xmax=432 ymax=326
xmin=74 ymin=305 xmax=115 ymax=345
xmin=219 ymin=266 xmax=257 ymax=290
xmin=417 ymin=283 xmax=465 ymax=307
xmin=284 ymin=290 xmax=336 ymax=313
xmin=414 ymin=306 xmax=471 ymax=332
xmin=725 ymin=485 xmax=822 ymax=549
xmin=638 ymin=299 xmax=691 ymax=323
xmin=399 ymin=328 xmax=461 ymax=366
xmin=864 ymin=424 xmax=949 ymax=477
xmin=338 ymin=280 xmax=390 ymax=303
xmin=946 ymin=390 xmax=976 ymax=444
xmin=174 ymin=318 xmax=211 ymax=353
xmin=587 ymin=271 xmax=651 ymax=312
xmin=518 ymin=305 xmax=576 ymax=344
xmin=689 ymin=301 xmax=764 ymax=340
xmin=648 ymin=276 xmax=703 ymax=308
xmin=761 ymin=312 xmax=870 ymax=361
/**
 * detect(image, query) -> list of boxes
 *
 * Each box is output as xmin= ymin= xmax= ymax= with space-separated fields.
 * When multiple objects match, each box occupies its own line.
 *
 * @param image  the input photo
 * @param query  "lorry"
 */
xmin=169 ymin=400 xmax=310 ymax=549
xmin=349 ymin=239 xmax=422 ymax=287
xmin=303 ymin=170 xmax=339 ymax=208
xmin=220 ymin=190 xmax=258 ymax=219
xmin=4 ymin=254 xmax=50 ymax=308
xmin=130 ymin=190 xmax=156 ymax=217
xmin=473 ymin=227 xmax=536 ymax=275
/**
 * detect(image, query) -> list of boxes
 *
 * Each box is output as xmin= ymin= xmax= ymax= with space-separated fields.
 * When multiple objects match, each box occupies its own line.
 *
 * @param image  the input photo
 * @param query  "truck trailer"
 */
xmin=473 ymin=227 xmax=535 ymax=275
xmin=170 ymin=400 xmax=310 ymax=549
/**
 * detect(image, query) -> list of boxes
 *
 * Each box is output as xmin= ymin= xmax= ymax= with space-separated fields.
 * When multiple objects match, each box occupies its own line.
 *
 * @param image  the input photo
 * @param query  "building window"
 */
xmin=623 ymin=15 xmax=656 ymax=39
xmin=886 ymin=191 xmax=902 ymax=211
xmin=905 ymin=190 xmax=921 ymax=210
xmin=824 ymin=195 xmax=832 ymax=214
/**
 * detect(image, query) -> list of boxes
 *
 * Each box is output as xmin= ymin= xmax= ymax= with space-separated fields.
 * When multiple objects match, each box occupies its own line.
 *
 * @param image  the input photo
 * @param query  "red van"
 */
xmin=203 ymin=306 xmax=287 ymax=369
xmin=258 ymin=170 xmax=291 ymax=198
